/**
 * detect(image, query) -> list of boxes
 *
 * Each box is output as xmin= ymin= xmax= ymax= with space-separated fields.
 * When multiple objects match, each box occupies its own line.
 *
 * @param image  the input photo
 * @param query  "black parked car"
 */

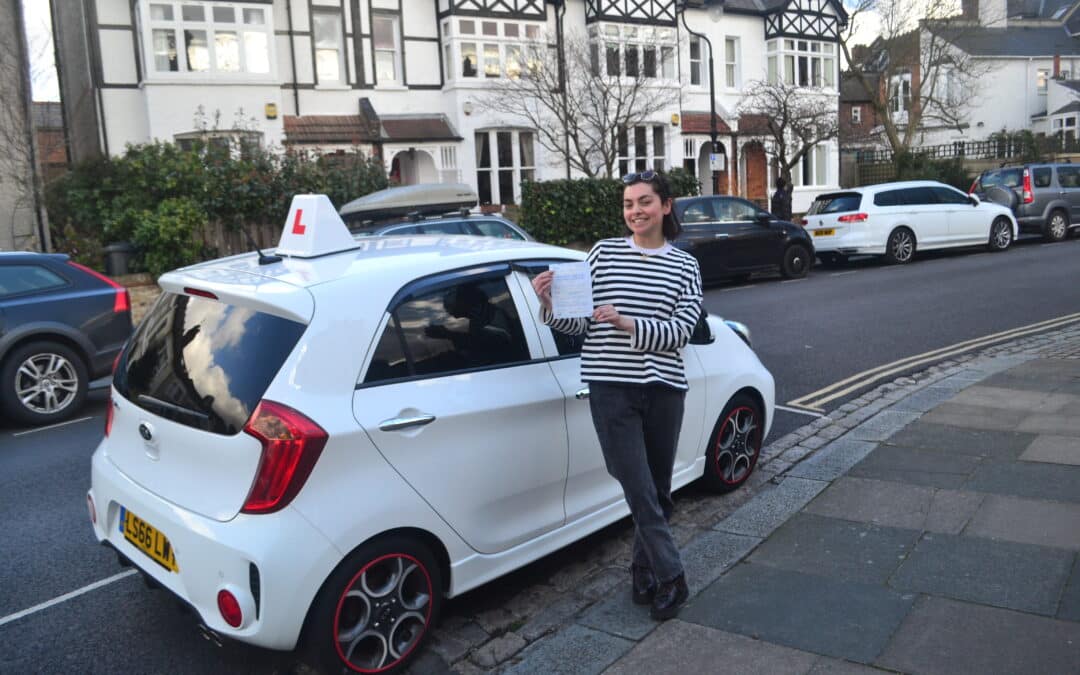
xmin=0 ymin=253 xmax=132 ymax=426
xmin=673 ymin=196 xmax=815 ymax=283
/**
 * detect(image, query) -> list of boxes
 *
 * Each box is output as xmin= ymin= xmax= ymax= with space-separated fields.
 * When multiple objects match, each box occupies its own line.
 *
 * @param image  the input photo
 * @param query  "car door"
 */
xmin=512 ymin=263 xmax=706 ymax=523
xmin=1055 ymin=165 xmax=1080 ymax=223
xmin=711 ymin=197 xmax=780 ymax=271
xmin=353 ymin=266 xmax=569 ymax=554
xmin=931 ymin=185 xmax=985 ymax=244
xmin=899 ymin=187 xmax=948 ymax=247
xmin=674 ymin=199 xmax=723 ymax=280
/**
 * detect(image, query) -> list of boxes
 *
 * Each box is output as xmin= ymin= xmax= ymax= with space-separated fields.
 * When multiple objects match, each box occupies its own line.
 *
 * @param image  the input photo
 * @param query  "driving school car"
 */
xmin=88 ymin=195 xmax=775 ymax=674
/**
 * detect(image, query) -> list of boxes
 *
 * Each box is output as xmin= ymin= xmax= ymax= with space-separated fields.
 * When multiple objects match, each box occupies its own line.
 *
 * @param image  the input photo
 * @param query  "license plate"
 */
xmin=119 ymin=506 xmax=179 ymax=573
xmin=813 ymin=228 xmax=836 ymax=237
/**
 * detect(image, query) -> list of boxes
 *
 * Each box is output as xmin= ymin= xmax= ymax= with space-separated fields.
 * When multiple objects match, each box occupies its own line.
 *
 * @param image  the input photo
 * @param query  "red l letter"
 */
xmin=291 ymin=209 xmax=306 ymax=235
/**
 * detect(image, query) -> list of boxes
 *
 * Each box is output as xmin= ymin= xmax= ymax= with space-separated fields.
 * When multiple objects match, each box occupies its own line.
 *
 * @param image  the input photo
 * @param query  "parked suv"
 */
xmin=0 ymin=253 xmax=132 ymax=426
xmin=340 ymin=183 xmax=533 ymax=241
xmin=971 ymin=163 xmax=1080 ymax=241
xmin=803 ymin=180 xmax=1017 ymax=265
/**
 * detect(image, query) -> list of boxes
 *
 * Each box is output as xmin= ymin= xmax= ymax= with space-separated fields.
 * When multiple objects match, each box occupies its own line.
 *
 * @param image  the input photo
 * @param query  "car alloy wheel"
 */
xmin=886 ymin=229 xmax=915 ymax=264
xmin=15 ymin=352 xmax=80 ymax=415
xmin=702 ymin=394 xmax=764 ymax=493
xmin=781 ymin=244 xmax=811 ymax=279
xmin=989 ymin=218 xmax=1013 ymax=251
xmin=1047 ymin=211 xmax=1068 ymax=241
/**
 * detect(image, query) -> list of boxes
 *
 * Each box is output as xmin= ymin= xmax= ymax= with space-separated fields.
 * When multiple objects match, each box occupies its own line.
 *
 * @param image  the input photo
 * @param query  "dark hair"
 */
xmin=622 ymin=170 xmax=682 ymax=240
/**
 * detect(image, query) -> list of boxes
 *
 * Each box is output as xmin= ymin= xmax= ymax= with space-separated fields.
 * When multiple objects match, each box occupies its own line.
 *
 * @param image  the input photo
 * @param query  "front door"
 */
xmin=899 ymin=187 xmax=949 ymax=246
xmin=932 ymin=186 xmax=985 ymax=243
xmin=354 ymin=269 xmax=568 ymax=554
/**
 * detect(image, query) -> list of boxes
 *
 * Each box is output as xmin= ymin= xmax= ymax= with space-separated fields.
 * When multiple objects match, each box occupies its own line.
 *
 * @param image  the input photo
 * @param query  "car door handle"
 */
xmin=379 ymin=414 xmax=436 ymax=431
xmin=575 ymin=387 xmax=590 ymax=400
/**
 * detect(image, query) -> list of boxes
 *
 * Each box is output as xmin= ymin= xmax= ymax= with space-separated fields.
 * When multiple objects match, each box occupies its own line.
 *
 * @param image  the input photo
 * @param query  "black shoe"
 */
xmin=631 ymin=565 xmax=657 ymax=605
xmin=650 ymin=574 xmax=688 ymax=620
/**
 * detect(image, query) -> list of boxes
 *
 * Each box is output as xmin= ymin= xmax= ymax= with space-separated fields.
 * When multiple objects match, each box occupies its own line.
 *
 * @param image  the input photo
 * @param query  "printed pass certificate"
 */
xmin=550 ymin=262 xmax=593 ymax=319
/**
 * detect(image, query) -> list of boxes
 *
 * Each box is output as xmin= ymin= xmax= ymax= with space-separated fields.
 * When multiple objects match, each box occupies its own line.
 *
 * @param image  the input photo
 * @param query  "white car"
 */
xmin=803 ymin=180 xmax=1018 ymax=265
xmin=87 ymin=195 xmax=774 ymax=674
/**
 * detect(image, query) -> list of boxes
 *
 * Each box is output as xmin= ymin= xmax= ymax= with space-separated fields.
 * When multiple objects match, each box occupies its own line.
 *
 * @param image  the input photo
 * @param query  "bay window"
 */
xmin=445 ymin=18 xmax=544 ymax=81
xmin=476 ymin=130 xmax=535 ymax=205
xmin=141 ymin=1 xmax=272 ymax=77
xmin=791 ymin=144 xmax=829 ymax=187
xmin=588 ymin=24 xmax=676 ymax=81
xmin=766 ymin=39 xmax=835 ymax=89
xmin=617 ymin=125 xmax=666 ymax=176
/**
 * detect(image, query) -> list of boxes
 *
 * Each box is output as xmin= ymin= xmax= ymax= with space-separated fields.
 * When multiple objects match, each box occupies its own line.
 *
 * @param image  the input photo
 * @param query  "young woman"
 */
xmin=531 ymin=170 xmax=703 ymax=620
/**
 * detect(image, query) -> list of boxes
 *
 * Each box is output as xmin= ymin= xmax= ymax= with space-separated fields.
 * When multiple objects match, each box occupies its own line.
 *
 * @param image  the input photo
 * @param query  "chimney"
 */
xmin=1054 ymin=54 xmax=1061 ymax=78
xmin=978 ymin=0 xmax=1008 ymax=27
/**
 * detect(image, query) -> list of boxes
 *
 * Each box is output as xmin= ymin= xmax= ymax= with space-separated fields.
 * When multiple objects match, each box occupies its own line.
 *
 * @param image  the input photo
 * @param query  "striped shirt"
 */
xmin=542 ymin=237 xmax=704 ymax=390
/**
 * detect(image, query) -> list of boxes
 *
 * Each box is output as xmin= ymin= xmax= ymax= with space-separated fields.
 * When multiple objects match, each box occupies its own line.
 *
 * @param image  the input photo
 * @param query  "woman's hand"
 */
xmin=531 ymin=270 xmax=554 ymax=310
xmin=593 ymin=305 xmax=635 ymax=334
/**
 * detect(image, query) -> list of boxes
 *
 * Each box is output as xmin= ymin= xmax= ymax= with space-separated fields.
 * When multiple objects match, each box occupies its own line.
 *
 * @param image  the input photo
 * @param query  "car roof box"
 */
xmin=340 ymin=183 xmax=477 ymax=223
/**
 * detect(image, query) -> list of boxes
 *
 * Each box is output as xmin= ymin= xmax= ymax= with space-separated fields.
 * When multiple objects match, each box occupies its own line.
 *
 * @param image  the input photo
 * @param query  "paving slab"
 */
xmin=714 ymin=477 xmax=828 ymax=538
xmin=964 ymin=460 xmax=1080 ymax=503
xmin=804 ymin=476 xmax=983 ymax=534
xmin=604 ymin=620 xmax=819 ymax=675
xmin=575 ymin=588 xmax=655 ymax=642
xmin=845 ymin=410 xmax=921 ymax=442
xmin=965 ymin=494 xmax=1080 ymax=550
xmin=882 ymin=421 xmax=1035 ymax=460
xmin=888 ymin=386 xmax=958 ymax=414
xmin=1059 ymin=556 xmax=1080 ymax=622
xmin=785 ymin=438 xmax=879 ymax=482
xmin=500 ymin=624 xmax=634 ymax=675
xmin=1017 ymin=413 xmax=1080 ymax=438
xmin=681 ymin=563 xmax=915 ymax=664
xmin=1006 ymin=358 xmax=1080 ymax=379
xmin=890 ymin=532 xmax=1074 ymax=616
xmin=747 ymin=513 xmax=918 ymax=585
xmin=920 ymin=402 xmax=1029 ymax=432
xmin=876 ymin=595 xmax=1080 ymax=675
xmin=949 ymin=385 xmax=1076 ymax=413
xmin=679 ymin=530 xmax=762 ymax=596
xmin=848 ymin=445 xmax=982 ymax=489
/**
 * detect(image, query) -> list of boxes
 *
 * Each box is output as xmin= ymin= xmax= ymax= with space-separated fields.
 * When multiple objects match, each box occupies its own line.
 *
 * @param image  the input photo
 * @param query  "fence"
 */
xmin=855 ymin=135 xmax=1080 ymax=164
xmin=202 ymin=221 xmax=281 ymax=258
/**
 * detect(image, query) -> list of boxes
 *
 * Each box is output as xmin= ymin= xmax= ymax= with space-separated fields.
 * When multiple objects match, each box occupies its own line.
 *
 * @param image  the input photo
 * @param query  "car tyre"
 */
xmin=1045 ymin=209 xmax=1068 ymax=242
xmin=883 ymin=228 xmax=915 ymax=265
xmin=304 ymin=534 xmax=442 ymax=675
xmin=780 ymin=244 xmax=811 ymax=279
xmin=987 ymin=217 xmax=1013 ymax=252
xmin=0 ymin=340 xmax=88 ymax=426
xmin=701 ymin=393 xmax=764 ymax=493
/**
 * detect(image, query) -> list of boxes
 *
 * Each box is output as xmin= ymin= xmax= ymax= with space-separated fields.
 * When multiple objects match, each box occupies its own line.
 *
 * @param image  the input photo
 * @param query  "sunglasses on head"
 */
xmin=621 ymin=169 xmax=659 ymax=185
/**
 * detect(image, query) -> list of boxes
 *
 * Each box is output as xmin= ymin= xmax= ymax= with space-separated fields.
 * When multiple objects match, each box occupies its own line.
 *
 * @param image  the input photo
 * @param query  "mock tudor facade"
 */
xmin=53 ymin=0 xmax=845 ymax=212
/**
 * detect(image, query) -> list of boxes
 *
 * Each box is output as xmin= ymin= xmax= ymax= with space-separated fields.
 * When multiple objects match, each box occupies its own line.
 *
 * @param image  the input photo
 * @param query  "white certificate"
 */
xmin=550 ymin=262 xmax=594 ymax=319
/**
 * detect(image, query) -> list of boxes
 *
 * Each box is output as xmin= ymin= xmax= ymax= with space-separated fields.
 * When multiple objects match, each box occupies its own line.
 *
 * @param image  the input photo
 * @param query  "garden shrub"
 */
xmin=132 ymin=198 xmax=211 ymax=277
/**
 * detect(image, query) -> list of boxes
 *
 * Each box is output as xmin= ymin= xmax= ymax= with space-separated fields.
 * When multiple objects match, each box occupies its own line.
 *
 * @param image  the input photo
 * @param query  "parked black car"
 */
xmin=0 ymin=253 xmax=132 ymax=426
xmin=672 ymin=196 xmax=815 ymax=283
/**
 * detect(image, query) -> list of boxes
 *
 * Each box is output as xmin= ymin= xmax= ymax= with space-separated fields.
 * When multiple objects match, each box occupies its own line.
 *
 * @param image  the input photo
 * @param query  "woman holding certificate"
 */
xmin=531 ymin=170 xmax=703 ymax=620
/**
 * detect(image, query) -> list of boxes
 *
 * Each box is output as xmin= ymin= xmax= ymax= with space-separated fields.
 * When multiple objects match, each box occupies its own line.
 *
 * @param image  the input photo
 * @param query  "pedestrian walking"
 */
xmin=771 ymin=176 xmax=793 ymax=222
xmin=530 ymin=169 xmax=703 ymax=620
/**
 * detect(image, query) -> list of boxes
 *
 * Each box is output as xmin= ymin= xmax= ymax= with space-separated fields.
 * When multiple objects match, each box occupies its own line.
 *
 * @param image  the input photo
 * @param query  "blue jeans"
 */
xmin=588 ymin=382 xmax=686 ymax=583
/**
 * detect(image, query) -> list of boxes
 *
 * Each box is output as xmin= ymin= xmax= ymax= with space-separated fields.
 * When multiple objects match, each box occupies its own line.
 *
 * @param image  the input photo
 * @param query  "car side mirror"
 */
xmin=756 ymin=213 xmax=773 ymax=226
xmin=968 ymin=194 xmax=980 ymax=206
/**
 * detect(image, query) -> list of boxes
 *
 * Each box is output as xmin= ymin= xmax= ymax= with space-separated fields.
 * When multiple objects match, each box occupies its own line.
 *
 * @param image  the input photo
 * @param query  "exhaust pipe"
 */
xmin=198 ymin=623 xmax=224 ymax=648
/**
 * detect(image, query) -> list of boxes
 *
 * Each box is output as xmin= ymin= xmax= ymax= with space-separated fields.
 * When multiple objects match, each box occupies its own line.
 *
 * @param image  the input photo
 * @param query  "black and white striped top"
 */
xmin=542 ymin=237 xmax=704 ymax=390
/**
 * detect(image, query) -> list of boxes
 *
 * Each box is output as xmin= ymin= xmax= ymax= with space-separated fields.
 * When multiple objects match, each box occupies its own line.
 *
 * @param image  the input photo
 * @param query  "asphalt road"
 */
xmin=1 ymin=234 xmax=1078 ymax=673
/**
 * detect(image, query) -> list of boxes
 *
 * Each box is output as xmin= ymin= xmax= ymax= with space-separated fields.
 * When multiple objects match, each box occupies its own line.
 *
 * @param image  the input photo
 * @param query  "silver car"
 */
xmin=972 ymin=164 xmax=1080 ymax=242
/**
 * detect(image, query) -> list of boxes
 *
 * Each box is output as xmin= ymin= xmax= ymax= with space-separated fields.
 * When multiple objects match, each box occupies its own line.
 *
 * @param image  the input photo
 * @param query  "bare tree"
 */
xmin=839 ymin=0 xmax=992 ymax=154
xmin=738 ymin=79 xmax=839 ymax=185
xmin=478 ymin=32 xmax=679 ymax=178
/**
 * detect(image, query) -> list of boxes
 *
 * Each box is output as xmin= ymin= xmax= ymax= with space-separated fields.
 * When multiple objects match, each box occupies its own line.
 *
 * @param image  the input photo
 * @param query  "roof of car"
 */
xmin=0 ymin=251 xmax=68 ymax=262
xmin=842 ymin=180 xmax=950 ymax=194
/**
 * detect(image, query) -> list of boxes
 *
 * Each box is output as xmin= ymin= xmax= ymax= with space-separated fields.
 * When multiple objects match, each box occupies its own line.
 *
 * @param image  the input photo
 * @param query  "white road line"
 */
xmin=720 ymin=285 xmax=756 ymax=292
xmin=12 ymin=416 xmax=95 ymax=437
xmin=781 ymin=279 xmax=807 ymax=284
xmin=775 ymin=404 xmax=826 ymax=418
xmin=829 ymin=271 xmax=857 ymax=276
xmin=0 ymin=570 xmax=136 ymax=628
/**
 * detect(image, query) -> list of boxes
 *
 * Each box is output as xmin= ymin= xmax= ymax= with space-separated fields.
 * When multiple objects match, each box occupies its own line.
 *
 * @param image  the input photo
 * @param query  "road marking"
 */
xmin=788 ymin=311 xmax=1080 ymax=412
xmin=829 ymin=271 xmax=857 ymax=276
xmin=0 ymin=570 xmax=136 ymax=628
xmin=12 ymin=416 xmax=95 ymax=437
xmin=720 ymin=285 xmax=755 ymax=292
xmin=775 ymin=404 xmax=826 ymax=418
xmin=781 ymin=279 xmax=807 ymax=284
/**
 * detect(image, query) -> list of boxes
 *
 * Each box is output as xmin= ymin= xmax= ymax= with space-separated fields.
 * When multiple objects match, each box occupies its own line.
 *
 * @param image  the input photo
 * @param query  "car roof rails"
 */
xmin=340 ymin=183 xmax=478 ymax=223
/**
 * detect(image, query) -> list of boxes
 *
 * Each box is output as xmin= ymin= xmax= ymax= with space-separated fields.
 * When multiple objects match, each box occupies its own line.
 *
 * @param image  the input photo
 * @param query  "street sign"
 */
xmin=709 ymin=153 xmax=726 ymax=171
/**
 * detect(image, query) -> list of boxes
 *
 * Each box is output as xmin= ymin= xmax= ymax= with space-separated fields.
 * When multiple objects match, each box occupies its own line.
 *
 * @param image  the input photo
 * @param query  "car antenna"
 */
xmin=241 ymin=226 xmax=282 ymax=265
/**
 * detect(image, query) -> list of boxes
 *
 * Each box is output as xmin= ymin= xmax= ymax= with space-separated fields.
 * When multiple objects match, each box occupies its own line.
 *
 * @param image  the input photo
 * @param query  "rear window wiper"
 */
xmin=137 ymin=395 xmax=211 ymax=428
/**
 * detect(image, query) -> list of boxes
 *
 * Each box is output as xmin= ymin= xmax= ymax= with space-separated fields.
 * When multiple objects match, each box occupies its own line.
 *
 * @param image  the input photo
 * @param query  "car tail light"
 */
xmin=968 ymin=178 xmax=979 ymax=195
xmin=218 ymin=590 xmax=243 ymax=628
xmin=67 ymin=261 xmax=130 ymax=313
xmin=1022 ymin=169 xmax=1034 ymax=204
xmin=104 ymin=394 xmax=115 ymax=437
xmin=798 ymin=218 xmax=809 ymax=226
xmin=241 ymin=400 xmax=328 ymax=514
xmin=837 ymin=213 xmax=869 ymax=223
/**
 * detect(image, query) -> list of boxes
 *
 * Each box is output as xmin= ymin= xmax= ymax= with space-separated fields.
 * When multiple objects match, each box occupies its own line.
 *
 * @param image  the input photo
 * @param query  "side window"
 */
xmin=386 ymin=224 xmax=424 ymax=236
xmin=419 ymin=221 xmax=465 ymax=235
xmin=930 ymin=186 xmax=968 ymax=205
xmin=715 ymin=198 xmax=759 ymax=222
xmin=679 ymin=201 xmax=714 ymax=223
xmin=471 ymin=220 xmax=524 ymax=240
xmin=1057 ymin=166 xmax=1080 ymax=188
xmin=899 ymin=187 xmax=937 ymax=205
xmin=1032 ymin=167 xmax=1052 ymax=188
xmin=0 ymin=264 xmax=67 ymax=297
xmin=874 ymin=190 xmax=900 ymax=207
xmin=364 ymin=276 xmax=530 ymax=384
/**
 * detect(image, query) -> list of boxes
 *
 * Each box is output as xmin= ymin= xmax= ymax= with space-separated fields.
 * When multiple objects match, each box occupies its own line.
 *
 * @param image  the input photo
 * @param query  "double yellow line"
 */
xmin=786 ymin=312 xmax=1080 ymax=413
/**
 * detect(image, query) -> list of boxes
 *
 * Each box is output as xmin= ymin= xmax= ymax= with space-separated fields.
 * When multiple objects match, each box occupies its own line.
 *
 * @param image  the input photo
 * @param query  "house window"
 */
xmin=724 ymin=37 xmax=738 ymax=88
xmin=617 ymin=124 xmax=667 ymax=176
xmin=475 ymin=130 xmax=535 ymax=205
xmin=851 ymin=106 xmax=862 ymax=124
xmin=682 ymin=138 xmax=696 ymax=176
xmin=1037 ymin=68 xmax=1049 ymax=95
xmin=440 ymin=145 xmax=459 ymax=183
xmin=689 ymin=37 xmax=702 ymax=85
xmin=586 ymin=24 xmax=675 ymax=81
xmin=373 ymin=15 xmax=401 ymax=84
xmin=447 ymin=19 xmax=543 ymax=82
xmin=313 ymin=11 xmax=344 ymax=84
xmin=768 ymin=38 xmax=834 ymax=88
xmin=890 ymin=75 xmax=912 ymax=113
xmin=142 ymin=1 xmax=272 ymax=76
xmin=792 ymin=144 xmax=829 ymax=187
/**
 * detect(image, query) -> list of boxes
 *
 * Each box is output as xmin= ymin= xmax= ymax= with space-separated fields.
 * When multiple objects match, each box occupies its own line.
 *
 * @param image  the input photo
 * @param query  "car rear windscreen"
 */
xmin=113 ymin=293 xmax=307 ymax=435
xmin=978 ymin=168 xmax=1022 ymax=190
xmin=807 ymin=192 xmax=862 ymax=215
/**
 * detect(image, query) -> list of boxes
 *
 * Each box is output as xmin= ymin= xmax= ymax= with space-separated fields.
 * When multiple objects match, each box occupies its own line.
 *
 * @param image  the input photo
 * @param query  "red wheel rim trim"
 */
xmin=712 ymin=406 xmax=762 ymax=485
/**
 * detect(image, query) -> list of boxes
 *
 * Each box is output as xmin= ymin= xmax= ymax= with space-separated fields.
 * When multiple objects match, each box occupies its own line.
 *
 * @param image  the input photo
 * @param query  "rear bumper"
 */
xmin=810 ymin=230 xmax=884 ymax=255
xmin=89 ymin=447 xmax=342 ymax=650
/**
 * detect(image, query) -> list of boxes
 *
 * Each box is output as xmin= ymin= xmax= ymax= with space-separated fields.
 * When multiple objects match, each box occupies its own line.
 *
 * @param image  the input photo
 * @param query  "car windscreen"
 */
xmin=807 ymin=192 xmax=862 ymax=215
xmin=113 ymin=293 xmax=307 ymax=435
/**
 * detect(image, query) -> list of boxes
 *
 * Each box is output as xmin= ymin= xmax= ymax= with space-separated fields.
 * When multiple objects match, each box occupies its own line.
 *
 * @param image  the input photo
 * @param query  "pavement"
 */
xmin=418 ymin=322 xmax=1080 ymax=675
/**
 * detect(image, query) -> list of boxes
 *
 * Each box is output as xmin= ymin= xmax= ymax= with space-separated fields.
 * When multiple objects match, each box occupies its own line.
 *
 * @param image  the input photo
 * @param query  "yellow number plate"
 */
xmin=120 ymin=507 xmax=179 ymax=573
xmin=813 ymin=228 xmax=836 ymax=237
